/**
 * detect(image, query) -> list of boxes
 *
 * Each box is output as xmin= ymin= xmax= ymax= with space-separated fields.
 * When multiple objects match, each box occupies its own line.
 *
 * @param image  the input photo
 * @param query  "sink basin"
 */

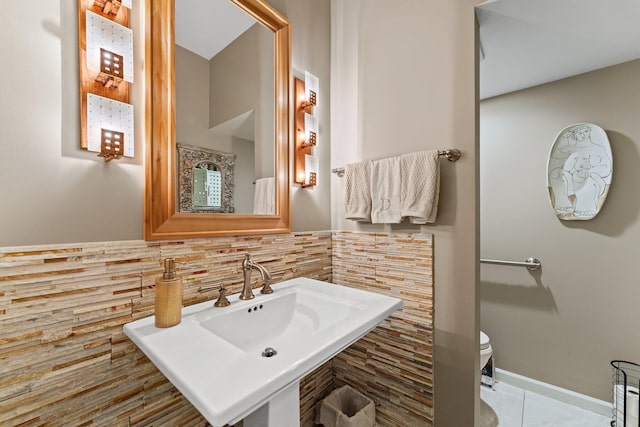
xmin=123 ymin=277 xmax=402 ymax=427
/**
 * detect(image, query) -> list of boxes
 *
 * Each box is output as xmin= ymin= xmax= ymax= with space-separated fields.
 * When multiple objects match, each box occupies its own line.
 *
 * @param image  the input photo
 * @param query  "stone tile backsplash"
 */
xmin=0 ymin=230 xmax=433 ymax=426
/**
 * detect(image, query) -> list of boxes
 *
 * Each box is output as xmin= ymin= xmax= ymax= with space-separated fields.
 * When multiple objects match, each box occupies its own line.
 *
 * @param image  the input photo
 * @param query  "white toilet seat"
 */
xmin=480 ymin=331 xmax=490 ymax=350
xmin=480 ymin=331 xmax=493 ymax=370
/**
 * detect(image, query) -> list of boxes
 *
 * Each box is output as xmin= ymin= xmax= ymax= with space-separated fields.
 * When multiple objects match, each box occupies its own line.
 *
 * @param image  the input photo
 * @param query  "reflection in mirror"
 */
xmin=194 ymin=162 xmax=222 ymax=209
xmin=144 ymin=0 xmax=290 ymax=240
xmin=175 ymin=0 xmax=275 ymax=215
xmin=177 ymin=143 xmax=235 ymax=213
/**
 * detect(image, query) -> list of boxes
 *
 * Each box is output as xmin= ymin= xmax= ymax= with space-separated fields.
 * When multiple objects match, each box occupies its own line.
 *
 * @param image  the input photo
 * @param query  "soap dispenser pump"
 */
xmin=155 ymin=258 xmax=182 ymax=328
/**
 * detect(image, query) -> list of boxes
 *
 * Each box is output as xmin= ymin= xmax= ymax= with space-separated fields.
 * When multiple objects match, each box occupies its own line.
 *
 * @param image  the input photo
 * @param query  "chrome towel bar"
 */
xmin=480 ymin=257 xmax=541 ymax=271
xmin=331 ymin=149 xmax=461 ymax=177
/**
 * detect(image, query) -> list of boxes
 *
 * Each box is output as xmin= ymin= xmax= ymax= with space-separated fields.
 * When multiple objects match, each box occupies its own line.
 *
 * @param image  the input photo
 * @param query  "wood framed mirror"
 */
xmin=144 ymin=0 xmax=291 ymax=240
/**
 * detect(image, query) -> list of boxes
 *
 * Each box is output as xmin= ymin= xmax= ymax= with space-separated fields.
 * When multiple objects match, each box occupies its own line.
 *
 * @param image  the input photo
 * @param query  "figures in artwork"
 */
xmin=548 ymin=124 xmax=612 ymax=220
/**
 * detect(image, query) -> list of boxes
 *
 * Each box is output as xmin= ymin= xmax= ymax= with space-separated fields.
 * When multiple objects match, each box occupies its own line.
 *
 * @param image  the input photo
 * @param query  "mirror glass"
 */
xmin=144 ymin=0 xmax=290 ymax=240
xmin=175 ymin=0 xmax=275 ymax=215
xmin=193 ymin=161 xmax=223 ymax=210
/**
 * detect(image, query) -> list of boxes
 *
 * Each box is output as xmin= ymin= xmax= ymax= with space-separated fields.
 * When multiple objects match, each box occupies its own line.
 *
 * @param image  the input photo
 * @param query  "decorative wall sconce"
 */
xmin=93 ymin=0 xmax=122 ymax=16
xmin=304 ymin=154 xmax=318 ymax=186
xmin=294 ymin=71 xmax=320 ymax=187
xmin=99 ymin=128 xmax=124 ymax=161
xmin=87 ymin=94 xmax=134 ymax=160
xmin=303 ymin=113 xmax=318 ymax=148
xmin=304 ymin=70 xmax=319 ymax=107
xmin=78 ymin=0 xmax=134 ymax=162
xmin=95 ymin=48 xmax=124 ymax=88
xmin=85 ymin=11 xmax=133 ymax=86
xmin=92 ymin=0 xmax=132 ymax=14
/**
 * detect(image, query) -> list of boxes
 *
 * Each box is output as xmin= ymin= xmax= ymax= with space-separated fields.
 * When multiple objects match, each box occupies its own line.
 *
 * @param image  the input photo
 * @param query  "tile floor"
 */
xmin=480 ymin=381 xmax=612 ymax=426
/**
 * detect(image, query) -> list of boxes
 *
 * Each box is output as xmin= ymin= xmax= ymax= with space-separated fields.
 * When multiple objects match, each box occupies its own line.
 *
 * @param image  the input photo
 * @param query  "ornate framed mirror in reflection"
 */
xmin=176 ymin=143 xmax=235 ymax=213
xmin=144 ymin=0 xmax=291 ymax=240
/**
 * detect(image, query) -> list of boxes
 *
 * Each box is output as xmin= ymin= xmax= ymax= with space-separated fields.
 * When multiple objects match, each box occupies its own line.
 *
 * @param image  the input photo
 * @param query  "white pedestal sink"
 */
xmin=242 ymin=380 xmax=300 ymax=427
xmin=124 ymin=277 xmax=402 ymax=427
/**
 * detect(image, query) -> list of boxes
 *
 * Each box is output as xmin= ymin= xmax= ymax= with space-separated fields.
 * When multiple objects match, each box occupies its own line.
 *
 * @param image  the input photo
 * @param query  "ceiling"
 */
xmin=175 ymin=0 xmax=255 ymax=60
xmin=477 ymin=0 xmax=640 ymax=99
xmin=176 ymin=0 xmax=640 ymax=97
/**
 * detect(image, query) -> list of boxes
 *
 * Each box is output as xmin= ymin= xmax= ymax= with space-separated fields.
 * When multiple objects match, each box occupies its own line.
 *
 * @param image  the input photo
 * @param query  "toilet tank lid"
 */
xmin=480 ymin=331 xmax=490 ymax=348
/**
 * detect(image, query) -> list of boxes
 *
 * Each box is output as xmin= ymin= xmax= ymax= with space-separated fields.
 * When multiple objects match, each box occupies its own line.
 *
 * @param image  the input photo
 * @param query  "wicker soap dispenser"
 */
xmin=155 ymin=258 xmax=182 ymax=328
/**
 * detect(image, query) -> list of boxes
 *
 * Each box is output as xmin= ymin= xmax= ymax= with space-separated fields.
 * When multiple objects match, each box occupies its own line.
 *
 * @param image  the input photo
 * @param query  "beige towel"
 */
xmin=253 ymin=177 xmax=275 ymax=214
xmin=400 ymin=150 xmax=440 ymax=223
xmin=344 ymin=161 xmax=372 ymax=221
xmin=370 ymin=157 xmax=402 ymax=224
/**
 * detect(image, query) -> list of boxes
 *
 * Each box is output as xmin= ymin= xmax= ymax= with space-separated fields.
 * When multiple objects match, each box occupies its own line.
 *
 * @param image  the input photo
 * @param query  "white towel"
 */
xmin=370 ymin=157 xmax=402 ymax=224
xmin=344 ymin=161 xmax=372 ymax=221
xmin=253 ymin=177 xmax=275 ymax=214
xmin=400 ymin=150 xmax=440 ymax=224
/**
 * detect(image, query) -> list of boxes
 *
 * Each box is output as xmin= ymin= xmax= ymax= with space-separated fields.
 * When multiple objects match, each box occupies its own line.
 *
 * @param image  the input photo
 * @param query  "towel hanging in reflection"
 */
xmin=253 ymin=177 xmax=275 ymax=215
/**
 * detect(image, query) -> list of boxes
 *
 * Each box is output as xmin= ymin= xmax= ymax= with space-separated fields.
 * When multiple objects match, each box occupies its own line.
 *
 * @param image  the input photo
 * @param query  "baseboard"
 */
xmin=495 ymin=368 xmax=612 ymax=417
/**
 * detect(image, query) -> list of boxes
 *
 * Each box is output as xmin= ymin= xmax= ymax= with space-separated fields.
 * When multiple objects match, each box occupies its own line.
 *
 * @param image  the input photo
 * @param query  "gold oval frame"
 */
xmin=144 ymin=0 xmax=291 ymax=240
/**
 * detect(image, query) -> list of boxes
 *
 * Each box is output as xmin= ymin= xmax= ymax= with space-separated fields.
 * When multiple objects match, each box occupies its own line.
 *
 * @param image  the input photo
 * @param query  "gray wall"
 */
xmin=330 ymin=0 xmax=481 ymax=425
xmin=232 ymin=136 xmax=256 ymax=214
xmin=209 ymin=24 xmax=270 ymax=128
xmin=480 ymin=59 xmax=640 ymax=401
xmin=175 ymin=45 xmax=256 ymax=214
xmin=175 ymin=45 xmax=222 ymax=149
xmin=208 ymin=23 xmax=274 ymax=179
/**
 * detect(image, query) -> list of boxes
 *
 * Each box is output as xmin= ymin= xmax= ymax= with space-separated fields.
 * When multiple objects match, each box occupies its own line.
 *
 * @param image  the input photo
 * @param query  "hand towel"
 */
xmin=344 ymin=161 xmax=372 ymax=221
xmin=400 ymin=150 xmax=440 ymax=223
xmin=370 ymin=157 xmax=402 ymax=224
xmin=253 ymin=177 xmax=275 ymax=214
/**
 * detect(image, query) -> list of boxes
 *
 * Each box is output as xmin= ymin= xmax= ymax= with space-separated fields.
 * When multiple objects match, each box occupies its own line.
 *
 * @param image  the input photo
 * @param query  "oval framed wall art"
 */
xmin=547 ymin=123 xmax=613 ymax=220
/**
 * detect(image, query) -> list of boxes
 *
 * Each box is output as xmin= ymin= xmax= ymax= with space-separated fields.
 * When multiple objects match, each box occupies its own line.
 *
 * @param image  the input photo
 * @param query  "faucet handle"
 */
xmin=214 ymin=285 xmax=231 ymax=307
xmin=260 ymin=280 xmax=273 ymax=295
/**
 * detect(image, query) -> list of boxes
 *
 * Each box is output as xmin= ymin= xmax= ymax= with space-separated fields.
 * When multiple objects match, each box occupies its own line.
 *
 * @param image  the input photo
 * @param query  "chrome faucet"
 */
xmin=240 ymin=254 xmax=273 ymax=300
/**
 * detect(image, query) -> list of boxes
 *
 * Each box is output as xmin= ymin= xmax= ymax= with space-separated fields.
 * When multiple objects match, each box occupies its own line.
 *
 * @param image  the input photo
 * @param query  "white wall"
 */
xmin=481 ymin=59 xmax=640 ymax=402
xmin=0 ymin=2 xmax=145 ymax=246
xmin=330 ymin=1 xmax=481 ymax=425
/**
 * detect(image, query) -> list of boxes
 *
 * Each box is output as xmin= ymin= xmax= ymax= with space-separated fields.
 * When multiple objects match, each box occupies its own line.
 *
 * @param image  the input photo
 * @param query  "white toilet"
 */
xmin=480 ymin=331 xmax=493 ymax=370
